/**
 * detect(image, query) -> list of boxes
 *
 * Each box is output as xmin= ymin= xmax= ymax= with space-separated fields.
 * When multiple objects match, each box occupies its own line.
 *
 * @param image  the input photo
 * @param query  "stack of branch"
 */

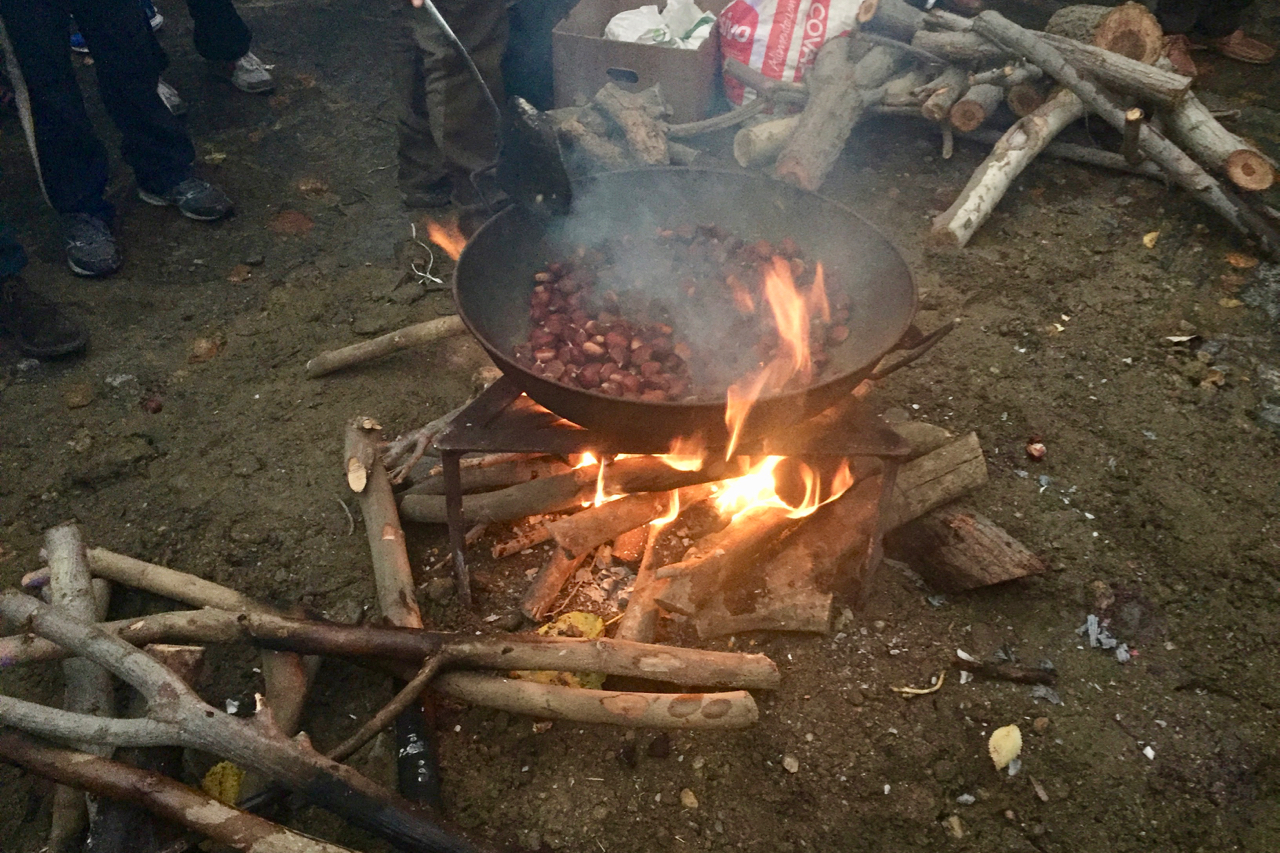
xmin=546 ymin=82 xmax=711 ymax=172
xmin=1 ymin=539 xmax=780 ymax=853
xmin=723 ymin=0 xmax=1278 ymax=255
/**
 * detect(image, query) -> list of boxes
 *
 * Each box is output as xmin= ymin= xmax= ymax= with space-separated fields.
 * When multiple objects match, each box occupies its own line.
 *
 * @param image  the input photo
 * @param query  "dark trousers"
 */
xmin=0 ymin=225 xmax=26 ymax=278
xmin=393 ymin=0 xmax=508 ymax=197
xmin=1157 ymin=0 xmax=1254 ymax=38
xmin=0 ymin=0 xmax=193 ymax=220
xmin=187 ymin=0 xmax=251 ymax=62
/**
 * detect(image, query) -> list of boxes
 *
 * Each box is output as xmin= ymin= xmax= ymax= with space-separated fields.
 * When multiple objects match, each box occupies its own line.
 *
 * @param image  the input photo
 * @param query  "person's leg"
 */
xmin=1155 ymin=0 xmax=1207 ymax=35
xmin=0 ymin=0 xmax=113 ymax=219
xmin=1191 ymin=0 xmax=1254 ymax=39
xmin=185 ymin=0 xmax=250 ymax=62
xmin=1190 ymin=0 xmax=1274 ymax=63
xmin=69 ymin=0 xmax=195 ymax=197
xmin=0 ymin=223 xmax=26 ymax=279
xmin=0 ymin=222 xmax=88 ymax=358
xmin=394 ymin=16 xmax=450 ymax=206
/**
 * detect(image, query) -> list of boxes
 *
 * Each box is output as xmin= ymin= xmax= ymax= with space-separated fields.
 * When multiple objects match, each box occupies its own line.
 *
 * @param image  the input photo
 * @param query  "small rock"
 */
xmin=245 ymin=254 xmax=265 ymax=266
xmin=389 ymin=280 xmax=426 ymax=305
xmin=782 ymin=754 xmax=800 ymax=774
xmin=680 ymin=788 xmax=698 ymax=809
xmin=63 ymin=382 xmax=94 ymax=409
xmin=425 ymin=577 xmax=455 ymax=604
xmin=140 ymin=396 xmax=163 ymax=414
xmin=616 ymin=741 xmax=638 ymax=768
xmin=1032 ymin=716 xmax=1051 ymax=735
xmin=647 ymin=733 xmax=671 ymax=759
xmin=943 ymin=815 xmax=965 ymax=839
xmin=845 ymin=686 xmax=864 ymax=706
xmin=189 ymin=334 xmax=224 ymax=363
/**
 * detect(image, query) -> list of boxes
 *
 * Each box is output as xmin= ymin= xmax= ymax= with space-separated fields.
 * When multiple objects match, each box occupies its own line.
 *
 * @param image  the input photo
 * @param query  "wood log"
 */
xmin=557 ymin=116 xmax=633 ymax=171
xmin=1040 ymin=33 xmax=1190 ymax=107
xmin=890 ymin=506 xmax=1046 ymax=591
xmin=734 ymin=115 xmax=802 ymax=168
xmin=405 ymin=457 xmax=571 ymax=496
xmin=491 ymin=515 xmax=556 ymax=559
xmin=614 ymin=523 xmax=668 ymax=643
xmin=400 ymin=457 xmax=746 ymax=526
xmin=1163 ymin=93 xmax=1274 ymax=191
xmin=1044 ymin=2 xmax=1162 ymax=63
xmin=970 ymin=63 xmax=1043 ymax=87
xmin=775 ymin=39 xmax=905 ymax=190
xmin=547 ymin=483 xmax=715 ymax=560
xmin=949 ymin=82 xmax=1004 ymax=132
xmin=866 ymin=0 xmax=926 ymax=42
xmin=46 ymin=523 xmax=115 ymax=853
xmin=435 ymin=673 xmax=759 ymax=730
xmin=593 ymin=83 xmax=669 ymax=165
xmin=932 ymin=88 xmax=1087 ymax=247
xmin=305 ymin=315 xmax=466 ymax=378
xmin=912 ymin=30 xmax=1005 ymax=64
xmin=1005 ymin=80 xmax=1047 ymax=117
xmin=612 ymin=525 xmax=649 ymax=563
xmin=520 ymin=546 xmax=588 ymax=621
xmin=882 ymin=431 xmax=987 ymax=530
xmin=957 ymin=127 xmax=1165 ymax=178
xmin=920 ymin=66 xmax=969 ymax=123
xmin=951 ymin=651 xmax=1057 ymax=684
xmin=0 ymin=732 xmax=362 ymax=853
xmin=964 ymin=10 xmax=1280 ymax=257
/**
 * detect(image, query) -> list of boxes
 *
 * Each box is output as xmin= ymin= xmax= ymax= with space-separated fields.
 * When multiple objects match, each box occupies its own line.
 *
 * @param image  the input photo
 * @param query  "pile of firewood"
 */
xmin=550 ymin=0 xmax=1279 ymax=257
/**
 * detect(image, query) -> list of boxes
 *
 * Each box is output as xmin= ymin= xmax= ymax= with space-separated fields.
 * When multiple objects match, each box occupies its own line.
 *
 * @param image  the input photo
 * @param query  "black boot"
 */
xmin=0 ymin=276 xmax=88 ymax=359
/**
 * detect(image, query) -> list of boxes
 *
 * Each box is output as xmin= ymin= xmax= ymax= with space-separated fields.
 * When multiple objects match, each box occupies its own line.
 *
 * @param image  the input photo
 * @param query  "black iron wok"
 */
xmin=453 ymin=168 xmax=916 ymax=447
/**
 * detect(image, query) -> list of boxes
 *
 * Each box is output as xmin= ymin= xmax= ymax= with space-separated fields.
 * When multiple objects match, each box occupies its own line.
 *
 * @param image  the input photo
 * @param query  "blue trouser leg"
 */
xmin=0 ymin=224 xmax=27 ymax=279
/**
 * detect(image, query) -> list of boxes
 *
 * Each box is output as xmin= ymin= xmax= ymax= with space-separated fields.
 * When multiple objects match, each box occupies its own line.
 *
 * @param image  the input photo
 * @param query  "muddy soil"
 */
xmin=3 ymin=1 xmax=1280 ymax=852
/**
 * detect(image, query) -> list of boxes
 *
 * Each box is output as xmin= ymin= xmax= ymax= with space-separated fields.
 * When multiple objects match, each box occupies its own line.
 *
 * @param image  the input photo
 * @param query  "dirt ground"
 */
xmin=4 ymin=1 xmax=1280 ymax=851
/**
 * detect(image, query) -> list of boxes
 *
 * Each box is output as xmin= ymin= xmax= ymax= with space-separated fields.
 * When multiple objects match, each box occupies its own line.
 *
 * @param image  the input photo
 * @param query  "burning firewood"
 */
xmin=546 ymin=484 xmax=715 ymax=561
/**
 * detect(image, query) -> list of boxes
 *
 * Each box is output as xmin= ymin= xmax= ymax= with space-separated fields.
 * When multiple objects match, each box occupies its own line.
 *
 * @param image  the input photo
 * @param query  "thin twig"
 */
xmin=335 ymin=497 xmax=356 ymax=536
xmin=327 ymin=654 xmax=448 ymax=762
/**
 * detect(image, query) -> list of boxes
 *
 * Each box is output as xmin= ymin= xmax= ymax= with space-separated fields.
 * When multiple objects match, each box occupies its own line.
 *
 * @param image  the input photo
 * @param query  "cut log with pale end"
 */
xmin=1045 ymin=2 xmax=1162 ymax=63
xmin=882 ymin=432 xmax=988 ymax=530
xmin=775 ymin=39 xmax=905 ymax=190
xmin=920 ymin=66 xmax=968 ymax=122
xmin=949 ymin=83 xmax=1004 ymax=132
xmin=890 ymin=506 xmax=1046 ymax=591
xmin=435 ymin=673 xmax=759 ymax=730
xmin=1005 ymin=81 xmax=1047 ymax=117
xmin=521 ymin=546 xmax=588 ymax=621
xmin=593 ymin=82 xmax=670 ymax=166
xmin=932 ymin=88 xmax=1087 ymax=247
xmin=734 ymin=115 xmax=801 ymax=168
xmin=1163 ymin=93 xmax=1275 ymax=191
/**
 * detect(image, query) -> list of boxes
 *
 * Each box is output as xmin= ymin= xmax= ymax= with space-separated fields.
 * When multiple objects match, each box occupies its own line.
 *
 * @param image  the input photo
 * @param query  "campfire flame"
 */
xmin=656 ymin=435 xmax=708 ymax=473
xmin=425 ymin=219 xmax=466 ymax=261
xmin=714 ymin=457 xmax=854 ymax=521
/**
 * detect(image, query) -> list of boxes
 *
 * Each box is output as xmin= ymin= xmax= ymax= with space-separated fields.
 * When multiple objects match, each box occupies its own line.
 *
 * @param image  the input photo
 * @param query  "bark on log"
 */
xmin=558 ymin=116 xmax=633 ymax=171
xmin=305 ymin=315 xmax=466 ymax=378
xmin=970 ymin=62 xmax=1043 ymax=87
xmin=408 ymin=457 xmax=571 ymax=496
xmin=46 ymin=523 xmax=114 ymax=853
xmin=434 ymin=673 xmax=759 ymax=730
xmin=912 ymin=30 xmax=1006 ymax=64
xmin=735 ymin=115 xmax=802 ymax=168
xmin=400 ymin=457 xmax=747 ymax=525
xmin=882 ymin=432 xmax=988 ymax=530
xmin=520 ymin=546 xmax=588 ymax=621
xmin=1163 ymin=93 xmax=1275 ymax=191
xmin=612 ymin=525 xmax=649 ymax=563
xmin=593 ymin=83 xmax=670 ymax=165
xmin=1044 ymin=2 xmax=1162 ymax=63
xmin=965 ymin=10 xmax=1280 ymax=257
xmin=890 ymin=506 xmax=1046 ymax=591
xmin=949 ymin=82 xmax=1004 ymax=132
xmin=957 ymin=127 xmax=1165 ymax=178
xmin=491 ymin=515 xmax=556 ymax=559
xmin=775 ymin=39 xmax=905 ymax=190
xmin=1039 ymin=33 xmax=1190 ymax=107
xmin=866 ymin=0 xmax=926 ymax=42
xmin=614 ymin=523 xmax=668 ymax=643
xmin=920 ymin=66 xmax=969 ymax=123
xmin=548 ymin=484 xmax=715 ymax=561
xmin=932 ymin=88 xmax=1087 ymax=247
xmin=0 ymin=732 xmax=361 ymax=853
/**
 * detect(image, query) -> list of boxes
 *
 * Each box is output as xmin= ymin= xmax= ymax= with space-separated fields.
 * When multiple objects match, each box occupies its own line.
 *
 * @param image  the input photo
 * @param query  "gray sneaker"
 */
xmin=61 ymin=213 xmax=122 ymax=277
xmin=138 ymin=178 xmax=234 ymax=221
xmin=157 ymin=79 xmax=187 ymax=116
xmin=214 ymin=51 xmax=274 ymax=94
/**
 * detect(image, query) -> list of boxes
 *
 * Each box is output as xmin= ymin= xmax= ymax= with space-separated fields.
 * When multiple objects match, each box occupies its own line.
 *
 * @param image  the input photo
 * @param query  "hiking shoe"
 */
xmin=157 ymin=79 xmax=188 ymax=116
xmin=62 ymin=213 xmax=121 ymax=277
xmin=213 ymin=51 xmax=275 ymax=94
xmin=1163 ymin=34 xmax=1198 ymax=77
xmin=1203 ymin=29 xmax=1276 ymax=64
xmin=70 ymin=26 xmax=89 ymax=54
xmin=141 ymin=0 xmax=164 ymax=31
xmin=402 ymin=176 xmax=455 ymax=209
xmin=0 ymin=276 xmax=88 ymax=359
xmin=138 ymin=178 xmax=234 ymax=221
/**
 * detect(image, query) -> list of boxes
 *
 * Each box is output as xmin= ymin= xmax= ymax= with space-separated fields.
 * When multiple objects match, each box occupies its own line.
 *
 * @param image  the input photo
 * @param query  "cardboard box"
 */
xmin=553 ymin=0 xmax=728 ymax=124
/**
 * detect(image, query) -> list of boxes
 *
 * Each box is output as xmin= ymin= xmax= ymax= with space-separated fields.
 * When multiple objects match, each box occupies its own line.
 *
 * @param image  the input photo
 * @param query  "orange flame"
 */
xmin=651 ymin=489 xmax=682 ymax=529
xmin=714 ymin=457 xmax=854 ymax=521
xmin=808 ymin=262 xmax=830 ymax=323
xmin=724 ymin=256 xmax=815 ymax=458
xmin=425 ymin=219 xmax=466 ymax=261
xmin=656 ymin=434 xmax=707 ymax=473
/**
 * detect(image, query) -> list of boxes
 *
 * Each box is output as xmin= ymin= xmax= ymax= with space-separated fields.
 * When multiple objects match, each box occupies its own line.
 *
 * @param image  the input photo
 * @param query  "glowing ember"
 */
xmin=424 ymin=219 xmax=466 ymax=261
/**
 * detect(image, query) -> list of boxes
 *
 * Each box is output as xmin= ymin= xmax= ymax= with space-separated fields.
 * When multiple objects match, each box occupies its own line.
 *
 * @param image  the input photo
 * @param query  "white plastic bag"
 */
xmin=605 ymin=0 xmax=716 ymax=49
xmin=718 ymin=0 xmax=872 ymax=104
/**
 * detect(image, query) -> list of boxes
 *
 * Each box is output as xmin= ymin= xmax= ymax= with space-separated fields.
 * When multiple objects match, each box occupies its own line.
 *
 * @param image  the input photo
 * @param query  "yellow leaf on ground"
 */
xmin=513 ymin=612 xmax=607 ymax=689
xmin=989 ymin=724 xmax=1023 ymax=770
xmin=1219 ymin=298 xmax=1244 ymax=308
xmin=201 ymin=761 xmax=244 ymax=804
xmin=1142 ymin=231 xmax=1159 ymax=249
xmin=1226 ymin=252 xmax=1259 ymax=269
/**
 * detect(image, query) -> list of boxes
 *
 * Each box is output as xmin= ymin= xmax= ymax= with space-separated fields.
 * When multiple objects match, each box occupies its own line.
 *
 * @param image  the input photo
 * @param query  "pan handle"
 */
xmin=869 ymin=319 xmax=958 ymax=382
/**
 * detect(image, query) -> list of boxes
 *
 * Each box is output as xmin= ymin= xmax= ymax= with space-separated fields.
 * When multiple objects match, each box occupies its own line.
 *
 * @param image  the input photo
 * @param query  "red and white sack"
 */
xmin=718 ymin=0 xmax=870 ymax=105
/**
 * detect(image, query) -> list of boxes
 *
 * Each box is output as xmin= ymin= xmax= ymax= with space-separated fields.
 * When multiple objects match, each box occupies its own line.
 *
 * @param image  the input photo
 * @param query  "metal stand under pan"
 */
xmin=433 ymin=374 xmax=917 ymax=607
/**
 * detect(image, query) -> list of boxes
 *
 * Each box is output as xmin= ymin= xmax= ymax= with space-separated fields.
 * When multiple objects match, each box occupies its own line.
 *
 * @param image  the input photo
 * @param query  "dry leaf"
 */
xmin=1142 ymin=231 xmax=1160 ymax=249
xmin=513 ymin=612 xmax=606 ymax=689
xmin=268 ymin=210 xmax=314 ymax=236
xmin=1219 ymin=297 xmax=1244 ymax=308
xmin=1201 ymin=368 xmax=1226 ymax=388
xmin=202 ymin=151 xmax=227 ymax=165
xmin=227 ymin=264 xmax=253 ymax=283
xmin=189 ymin=334 xmax=225 ymax=363
xmin=1226 ymin=252 xmax=1259 ymax=269
xmin=297 ymin=177 xmax=330 ymax=196
xmin=989 ymin=724 xmax=1023 ymax=770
